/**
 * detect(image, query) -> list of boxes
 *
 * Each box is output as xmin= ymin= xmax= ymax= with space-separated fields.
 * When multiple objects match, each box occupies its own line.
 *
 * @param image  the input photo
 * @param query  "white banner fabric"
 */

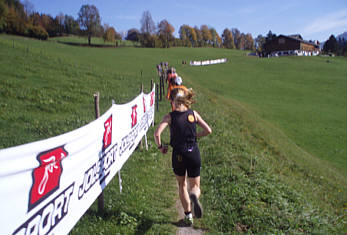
xmin=189 ymin=58 xmax=227 ymax=66
xmin=0 ymin=85 xmax=155 ymax=235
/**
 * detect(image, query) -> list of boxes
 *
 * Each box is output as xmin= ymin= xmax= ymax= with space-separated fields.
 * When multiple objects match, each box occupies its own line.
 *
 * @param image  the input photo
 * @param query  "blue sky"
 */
xmin=28 ymin=0 xmax=347 ymax=42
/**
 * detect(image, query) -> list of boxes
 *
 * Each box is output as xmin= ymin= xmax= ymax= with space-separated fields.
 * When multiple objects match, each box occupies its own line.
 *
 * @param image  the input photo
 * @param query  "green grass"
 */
xmin=179 ymin=53 xmax=347 ymax=172
xmin=0 ymin=34 xmax=346 ymax=234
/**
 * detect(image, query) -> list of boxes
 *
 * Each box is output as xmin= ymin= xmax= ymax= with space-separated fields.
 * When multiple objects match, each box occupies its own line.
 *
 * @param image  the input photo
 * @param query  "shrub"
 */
xmin=28 ymin=25 xmax=49 ymax=40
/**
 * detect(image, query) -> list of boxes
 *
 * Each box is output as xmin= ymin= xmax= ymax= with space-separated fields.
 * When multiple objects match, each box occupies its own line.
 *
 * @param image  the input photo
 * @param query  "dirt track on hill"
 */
xmin=174 ymin=182 xmax=204 ymax=235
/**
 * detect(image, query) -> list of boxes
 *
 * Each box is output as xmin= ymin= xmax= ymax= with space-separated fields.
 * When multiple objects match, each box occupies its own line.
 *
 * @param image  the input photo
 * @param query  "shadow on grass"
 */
xmin=57 ymin=41 xmax=140 ymax=48
xmin=85 ymin=207 xmax=173 ymax=234
xmin=57 ymin=41 xmax=116 ymax=48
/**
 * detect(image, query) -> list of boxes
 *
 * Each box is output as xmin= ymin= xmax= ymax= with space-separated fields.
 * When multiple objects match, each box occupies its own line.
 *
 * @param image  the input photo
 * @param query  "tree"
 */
xmin=232 ymin=28 xmax=241 ymax=49
xmin=40 ymin=14 xmax=57 ymax=37
xmin=222 ymin=28 xmax=235 ymax=49
xmin=265 ymin=30 xmax=276 ymax=43
xmin=139 ymin=32 xmax=156 ymax=47
xmin=323 ymin=35 xmax=339 ymax=54
xmin=140 ymin=10 xmax=155 ymax=35
xmin=189 ymin=27 xmax=197 ymax=47
xmin=255 ymin=34 xmax=265 ymax=52
xmin=179 ymin=24 xmax=190 ymax=46
xmin=55 ymin=13 xmax=64 ymax=36
xmin=0 ymin=0 xmax=8 ymax=32
xmin=194 ymin=26 xmax=202 ymax=47
xmin=244 ymin=33 xmax=255 ymax=51
xmin=22 ymin=0 xmax=34 ymax=19
xmin=103 ymin=24 xmax=116 ymax=43
xmin=126 ymin=28 xmax=140 ymax=42
xmin=78 ymin=4 xmax=101 ymax=45
xmin=157 ymin=19 xmax=174 ymax=48
xmin=179 ymin=24 xmax=198 ymax=47
xmin=200 ymin=25 xmax=212 ymax=46
xmin=64 ymin=14 xmax=79 ymax=35
xmin=210 ymin=27 xmax=221 ymax=47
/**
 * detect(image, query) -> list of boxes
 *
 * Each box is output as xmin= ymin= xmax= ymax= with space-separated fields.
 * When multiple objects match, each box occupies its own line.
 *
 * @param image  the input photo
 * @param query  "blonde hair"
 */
xmin=170 ymin=87 xmax=195 ymax=108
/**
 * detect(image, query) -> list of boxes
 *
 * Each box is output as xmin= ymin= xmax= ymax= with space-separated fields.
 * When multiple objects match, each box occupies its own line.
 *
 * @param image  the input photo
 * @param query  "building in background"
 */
xmin=264 ymin=34 xmax=320 ymax=56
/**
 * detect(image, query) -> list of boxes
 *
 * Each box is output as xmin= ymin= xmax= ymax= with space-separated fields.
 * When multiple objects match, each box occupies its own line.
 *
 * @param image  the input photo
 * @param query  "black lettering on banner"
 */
xmin=13 ymin=183 xmax=74 ymax=235
xmin=78 ymin=143 xmax=118 ymax=200
xmin=119 ymin=124 xmax=139 ymax=157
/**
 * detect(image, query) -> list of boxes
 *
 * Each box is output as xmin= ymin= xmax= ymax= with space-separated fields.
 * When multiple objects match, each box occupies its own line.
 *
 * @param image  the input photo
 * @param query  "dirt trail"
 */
xmin=174 ymin=183 xmax=204 ymax=235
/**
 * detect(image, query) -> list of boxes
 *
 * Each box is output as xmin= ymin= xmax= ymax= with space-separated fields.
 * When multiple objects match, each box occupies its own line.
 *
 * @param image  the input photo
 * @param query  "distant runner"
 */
xmin=166 ymin=67 xmax=178 ymax=100
xmin=154 ymin=87 xmax=212 ymax=225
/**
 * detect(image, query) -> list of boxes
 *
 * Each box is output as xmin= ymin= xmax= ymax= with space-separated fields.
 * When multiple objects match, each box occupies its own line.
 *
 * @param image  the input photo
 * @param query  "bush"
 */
xmin=28 ymin=25 xmax=49 ymax=40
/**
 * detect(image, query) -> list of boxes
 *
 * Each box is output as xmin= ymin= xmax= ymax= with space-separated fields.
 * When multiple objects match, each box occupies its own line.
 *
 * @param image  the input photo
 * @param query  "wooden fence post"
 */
xmin=159 ymin=76 xmax=162 ymax=101
xmin=156 ymin=83 xmax=159 ymax=112
xmin=161 ymin=76 xmax=165 ymax=97
xmin=94 ymin=92 xmax=104 ymax=214
xmin=151 ymin=80 xmax=154 ymax=127
xmin=140 ymin=84 xmax=143 ymax=150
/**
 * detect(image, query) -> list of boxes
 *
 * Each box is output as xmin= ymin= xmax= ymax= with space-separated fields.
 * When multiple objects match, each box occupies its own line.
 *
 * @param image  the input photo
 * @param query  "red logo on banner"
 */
xmin=131 ymin=105 xmax=137 ymax=127
xmin=29 ymin=146 xmax=68 ymax=211
xmin=150 ymin=92 xmax=154 ymax=106
xmin=143 ymin=96 xmax=146 ymax=113
xmin=103 ymin=115 xmax=112 ymax=150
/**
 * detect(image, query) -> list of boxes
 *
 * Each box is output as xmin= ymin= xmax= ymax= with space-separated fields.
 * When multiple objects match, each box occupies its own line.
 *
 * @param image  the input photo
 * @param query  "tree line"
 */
xmin=0 ymin=1 xmax=121 ymax=43
xmin=0 ymin=1 xmax=259 ymax=50
xmin=2 ymin=1 xmax=344 ymax=55
xmin=129 ymin=10 xmax=256 ymax=50
xmin=323 ymin=34 xmax=347 ymax=56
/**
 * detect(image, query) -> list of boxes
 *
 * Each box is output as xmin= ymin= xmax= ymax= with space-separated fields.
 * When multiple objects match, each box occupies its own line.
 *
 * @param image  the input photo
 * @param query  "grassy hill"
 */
xmin=0 ymin=35 xmax=346 ymax=234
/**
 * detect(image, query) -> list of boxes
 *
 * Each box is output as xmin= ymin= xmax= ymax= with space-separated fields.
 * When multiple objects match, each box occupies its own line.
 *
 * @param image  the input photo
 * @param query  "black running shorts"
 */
xmin=172 ymin=144 xmax=201 ymax=178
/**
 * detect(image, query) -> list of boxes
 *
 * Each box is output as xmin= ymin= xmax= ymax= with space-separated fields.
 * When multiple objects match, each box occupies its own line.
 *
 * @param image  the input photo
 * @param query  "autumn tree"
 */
xmin=0 ymin=0 xmax=8 ymax=32
xmin=1 ymin=0 xmax=49 ymax=39
xmin=244 ymin=33 xmax=255 ymax=50
xmin=222 ymin=28 xmax=235 ymax=49
xmin=232 ymin=28 xmax=241 ymax=49
xmin=189 ymin=27 xmax=197 ymax=47
xmin=200 ymin=25 xmax=212 ymax=46
xmin=103 ymin=24 xmax=116 ymax=42
xmin=179 ymin=24 xmax=190 ymax=47
xmin=157 ymin=19 xmax=174 ymax=48
xmin=194 ymin=26 xmax=203 ymax=47
xmin=78 ymin=4 xmax=101 ymax=45
xmin=179 ymin=25 xmax=198 ymax=47
xmin=140 ymin=32 xmax=157 ymax=47
xmin=210 ymin=27 xmax=221 ymax=47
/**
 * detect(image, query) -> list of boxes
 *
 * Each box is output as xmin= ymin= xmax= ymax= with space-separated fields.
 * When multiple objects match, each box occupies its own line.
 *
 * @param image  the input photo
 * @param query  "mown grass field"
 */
xmin=0 ymin=34 xmax=346 ymax=234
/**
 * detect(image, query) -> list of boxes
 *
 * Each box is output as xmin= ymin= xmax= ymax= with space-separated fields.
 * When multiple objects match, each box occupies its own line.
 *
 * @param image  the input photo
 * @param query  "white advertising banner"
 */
xmin=190 ymin=58 xmax=227 ymax=66
xmin=0 ymin=86 xmax=155 ymax=235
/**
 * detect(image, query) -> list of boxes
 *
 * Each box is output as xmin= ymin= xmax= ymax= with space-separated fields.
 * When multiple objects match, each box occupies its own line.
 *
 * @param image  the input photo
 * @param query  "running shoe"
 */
xmin=190 ymin=193 xmax=202 ymax=218
xmin=183 ymin=213 xmax=193 ymax=225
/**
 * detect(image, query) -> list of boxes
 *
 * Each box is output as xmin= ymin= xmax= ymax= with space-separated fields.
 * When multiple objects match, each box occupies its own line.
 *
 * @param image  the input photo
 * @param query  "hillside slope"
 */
xmin=0 ymin=35 xmax=345 ymax=233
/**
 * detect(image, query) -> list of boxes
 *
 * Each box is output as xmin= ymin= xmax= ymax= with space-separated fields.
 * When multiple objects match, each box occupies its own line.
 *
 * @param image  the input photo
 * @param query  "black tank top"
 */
xmin=169 ymin=109 xmax=197 ymax=149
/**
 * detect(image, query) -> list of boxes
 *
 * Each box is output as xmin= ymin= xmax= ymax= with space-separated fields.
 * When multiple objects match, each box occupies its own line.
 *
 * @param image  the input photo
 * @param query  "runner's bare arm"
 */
xmin=194 ymin=110 xmax=212 ymax=138
xmin=154 ymin=114 xmax=171 ymax=147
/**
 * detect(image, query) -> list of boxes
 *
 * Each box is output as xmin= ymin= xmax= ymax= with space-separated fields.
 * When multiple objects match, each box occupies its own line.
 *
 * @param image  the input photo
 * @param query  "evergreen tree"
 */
xmin=323 ymin=35 xmax=339 ymax=54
